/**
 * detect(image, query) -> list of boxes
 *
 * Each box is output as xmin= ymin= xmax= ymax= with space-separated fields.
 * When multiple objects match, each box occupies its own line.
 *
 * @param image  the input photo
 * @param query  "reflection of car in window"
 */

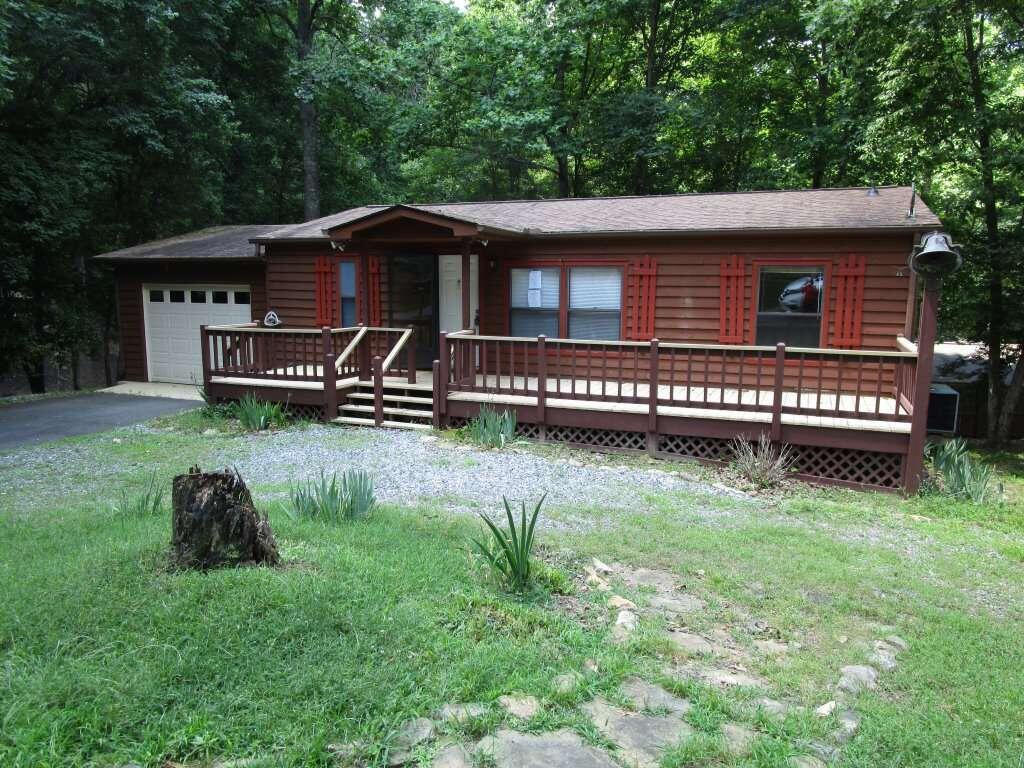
xmin=778 ymin=274 xmax=823 ymax=313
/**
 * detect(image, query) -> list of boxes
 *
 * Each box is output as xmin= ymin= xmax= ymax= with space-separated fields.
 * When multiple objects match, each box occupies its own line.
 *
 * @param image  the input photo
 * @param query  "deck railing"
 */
xmin=439 ymin=332 xmax=918 ymax=424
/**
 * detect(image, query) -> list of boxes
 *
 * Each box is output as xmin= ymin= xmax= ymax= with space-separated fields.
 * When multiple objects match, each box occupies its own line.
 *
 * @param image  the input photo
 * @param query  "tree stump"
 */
xmin=171 ymin=466 xmax=281 ymax=568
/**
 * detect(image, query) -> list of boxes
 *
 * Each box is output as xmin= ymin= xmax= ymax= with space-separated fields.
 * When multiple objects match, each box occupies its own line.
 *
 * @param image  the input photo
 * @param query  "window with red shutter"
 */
xmin=718 ymin=255 xmax=744 ymax=343
xmin=625 ymin=255 xmax=657 ymax=339
xmin=832 ymin=253 xmax=866 ymax=348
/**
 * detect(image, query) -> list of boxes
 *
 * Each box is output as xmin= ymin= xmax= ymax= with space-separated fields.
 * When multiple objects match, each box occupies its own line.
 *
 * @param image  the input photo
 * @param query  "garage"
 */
xmin=144 ymin=285 xmax=253 ymax=384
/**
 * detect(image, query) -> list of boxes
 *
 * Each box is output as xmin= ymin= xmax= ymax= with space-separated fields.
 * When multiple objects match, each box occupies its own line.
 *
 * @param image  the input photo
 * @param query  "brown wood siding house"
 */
xmin=96 ymin=187 xmax=948 ymax=493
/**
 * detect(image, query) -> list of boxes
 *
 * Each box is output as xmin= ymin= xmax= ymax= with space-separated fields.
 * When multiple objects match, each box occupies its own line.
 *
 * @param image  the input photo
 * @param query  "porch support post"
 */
xmin=407 ymin=325 xmax=417 ymax=383
xmin=647 ymin=338 xmax=659 ymax=455
xmin=357 ymin=323 xmax=370 ymax=381
xmin=903 ymin=276 xmax=940 ymax=495
xmin=322 ymin=326 xmax=337 ymax=422
xmin=461 ymin=238 xmax=472 ymax=330
xmin=536 ymin=335 xmax=547 ymax=437
xmin=438 ymin=332 xmax=449 ymax=424
xmin=372 ymin=355 xmax=384 ymax=427
xmin=431 ymin=360 xmax=442 ymax=428
xmin=200 ymin=325 xmax=212 ymax=392
xmin=771 ymin=342 xmax=786 ymax=441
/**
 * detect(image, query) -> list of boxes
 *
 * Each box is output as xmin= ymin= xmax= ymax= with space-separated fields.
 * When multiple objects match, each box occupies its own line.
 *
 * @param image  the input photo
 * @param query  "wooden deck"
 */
xmin=201 ymin=323 xmax=925 ymax=491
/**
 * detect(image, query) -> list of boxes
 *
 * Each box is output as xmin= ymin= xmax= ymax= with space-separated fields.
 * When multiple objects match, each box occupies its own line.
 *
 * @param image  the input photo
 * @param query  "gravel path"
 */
xmin=220 ymin=425 xmax=752 ymax=527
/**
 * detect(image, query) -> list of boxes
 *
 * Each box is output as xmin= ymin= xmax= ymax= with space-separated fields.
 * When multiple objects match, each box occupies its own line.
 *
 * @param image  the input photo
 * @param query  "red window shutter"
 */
xmin=833 ymin=253 xmax=866 ymax=347
xmin=368 ymin=254 xmax=382 ymax=326
xmin=314 ymin=255 xmax=338 ymax=327
xmin=718 ymin=255 xmax=744 ymax=343
xmin=625 ymin=256 xmax=657 ymax=339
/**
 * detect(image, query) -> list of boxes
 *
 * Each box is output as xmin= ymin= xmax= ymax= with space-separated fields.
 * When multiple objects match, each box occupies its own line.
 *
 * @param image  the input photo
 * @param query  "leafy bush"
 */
xmin=232 ymin=395 xmax=287 ymax=431
xmin=729 ymin=432 xmax=794 ymax=488
xmin=288 ymin=469 xmax=376 ymax=522
xmin=465 ymin=405 xmax=517 ymax=448
xmin=115 ymin=472 xmax=165 ymax=517
xmin=926 ymin=438 xmax=995 ymax=503
xmin=472 ymin=495 xmax=544 ymax=593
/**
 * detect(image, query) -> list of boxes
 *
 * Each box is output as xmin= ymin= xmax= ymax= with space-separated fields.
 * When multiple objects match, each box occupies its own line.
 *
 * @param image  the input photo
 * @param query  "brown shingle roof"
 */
xmin=258 ymin=186 xmax=940 ymax=241
xmin=94 ymin=225 xmax=280 ymax=261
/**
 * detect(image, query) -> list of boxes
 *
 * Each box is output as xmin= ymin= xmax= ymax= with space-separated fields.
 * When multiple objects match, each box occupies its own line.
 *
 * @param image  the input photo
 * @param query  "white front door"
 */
xmin=143 ymin=285 xmax=252 ymax=383
xmin=438 ymin=253 xmax=479 ymax=333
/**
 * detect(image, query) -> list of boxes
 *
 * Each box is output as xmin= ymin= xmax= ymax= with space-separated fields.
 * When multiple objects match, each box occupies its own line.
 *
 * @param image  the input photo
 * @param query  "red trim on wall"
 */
xmin=832 ymin=253 xmax=866 ymax=348
xmin=626 ymin=255 xmax=657 ymax=339
xmin=747 ymin=258 xmax=834 ymax=347
xmin=718 ymin=254 xmax=744 ymax=343
xmin=314 ymin=255 xmax=338 ymax=326
xmin=368 ymin=254 xmax=382 ymax=326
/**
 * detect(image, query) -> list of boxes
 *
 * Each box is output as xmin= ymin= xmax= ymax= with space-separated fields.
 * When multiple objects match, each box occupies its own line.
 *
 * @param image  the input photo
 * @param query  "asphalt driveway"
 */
xmin=0 ymin=392 xmax=198 ymax=450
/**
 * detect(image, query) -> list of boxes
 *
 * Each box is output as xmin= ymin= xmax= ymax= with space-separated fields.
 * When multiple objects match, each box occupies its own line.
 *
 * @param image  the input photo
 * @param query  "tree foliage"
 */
xmin=0 ymin=0 xmax=1021 ymax=439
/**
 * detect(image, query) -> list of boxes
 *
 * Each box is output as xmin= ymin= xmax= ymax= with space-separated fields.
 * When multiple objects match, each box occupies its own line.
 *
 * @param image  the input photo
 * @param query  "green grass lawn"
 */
xmin=1 ymin=414 xmax=1022 ymax=767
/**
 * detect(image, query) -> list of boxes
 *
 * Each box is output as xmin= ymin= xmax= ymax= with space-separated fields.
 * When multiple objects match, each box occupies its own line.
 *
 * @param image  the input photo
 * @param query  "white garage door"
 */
xmin=144 ymin=285 xmax=252 ymax=384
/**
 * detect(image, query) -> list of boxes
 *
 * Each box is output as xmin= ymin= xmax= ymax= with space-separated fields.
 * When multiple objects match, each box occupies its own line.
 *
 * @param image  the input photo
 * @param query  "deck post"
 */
xmin=536 ymin=335 xmax=547 ymax=437
xmin=372 ymin=355 xmax=384 ymax=427
xmin=200 ymin=325 xmax=212 ymax=393
xmin=771 ymin=342 xmax=786 ymax=441
xmin=902 ymin=276 xmax=940 ymax=495
xmin=357 ymin=323 xmax=370 ymax=381
xmin=322 ymin=327 xmax=337 ymax=422
xmin=431 ymin=360 xmax=441 ymax=428
xmin=438 ymin=332 xmax=449 ymax=423
xmin=407 ymin=325 xmax=417 ymax=384
xmin=647 ymin=338 xmax=659 ymax=455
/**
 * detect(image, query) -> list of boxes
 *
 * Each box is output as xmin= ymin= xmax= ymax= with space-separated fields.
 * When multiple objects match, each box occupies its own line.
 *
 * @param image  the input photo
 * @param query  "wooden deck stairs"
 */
xmin=333 ymin=378 xmax=434 ymax=430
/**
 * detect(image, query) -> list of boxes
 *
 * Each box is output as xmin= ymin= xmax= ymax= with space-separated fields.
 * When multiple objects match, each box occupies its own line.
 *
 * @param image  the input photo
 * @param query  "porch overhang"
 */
xmin=323 ymin=204 xmax=519 ymax=244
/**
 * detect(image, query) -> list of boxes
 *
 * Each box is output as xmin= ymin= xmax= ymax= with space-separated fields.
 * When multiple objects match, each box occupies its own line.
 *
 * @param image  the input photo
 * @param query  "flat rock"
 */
xmin=612 ymin=609 xmax=638 ymax=643
xmin=870 ymin=645 xmax=898 ymax=672
xmin=475 ymin=728 xmax=618 ymax=768
xmin=551 ymin=672 xmax=582 ymax=695
xmin=432 ymin=744 xmax=473 ymax=768
xmin=608 ymin=595 xmax=637 ymax=610
xmin=498 ymin=694 xmax=541 ymax=719
xmin=754 ymin=639 xmax=789 ymax=656
xmin=690 ymin=666 xmax=767 ymax=689
xmin=834 ymin=709 xmax=860 ymax=743
xmin=435 ymin=703 xmax=487 ymax=725
xmin=665 ymin=629 xmax=717 ymax=657
xmin=647 ymin=592 xmax=705 ymax=615
xmin=788 ymin=756 xmax=826 ymax=768
xmin=885 ymin=634 xmax=909 ymax=651
xmin=721 ymin=723 xmax=757 ymax=756
xmin=838 ymin=664 xmax=878 ymax=694
xmin=585 ymin=566 xmax=612 ymax=592
xmin=388 ymin=717 xmax=435 ymax=765
xmin=814 ymin=700 xmax=837 ymax=718
xmin=583 ymin=698 xmax=694 ymax=768
xmin=619 ymin=677 xmax=691 ymax=716
xmin=593 ymin=558 xmax=614 ymax=575
xmin=621 ymin=567 xmax=676 ymax=592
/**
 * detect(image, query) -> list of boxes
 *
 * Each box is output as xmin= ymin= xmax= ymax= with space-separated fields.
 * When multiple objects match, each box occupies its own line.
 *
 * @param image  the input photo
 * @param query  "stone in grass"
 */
xmin=870 ymin=644 xmax=898 ymax=672
xmin=552 ymin=672 xmax=583 ymax=695
xmin=498 ymin=694 xmax=541 ymax=719
xmin=431 ymin=743 xmax=473 ymax=768
xmin=387 ymin=717 xmax=435 ymax=766
xmin=695 ymin=666 xmax=767 ymax=689
xmin=611 ymin=609 xmax=638 ymax=643
xmin=721 ymin=723 xmax=757 ymax=757
xmin=476 ymin=728 xmax=618 ymax=768
xmin=583 ymin=697 xmax=694 ymax=768
xmin=664 ymin=629 xmax=717 ymax=657
xmin=621 ymin=567 xmax=676 ymax=593
xmin=754 ymin=639 xmax=789 ymax=656
xmin=608 ymin=594 xmax=637 ymax=610
xmin=814 ymin=700 xmax=838 ymax=718
xmin=834 ymin=709 xmax=861 ymax=744
xmin=755 ymin=698 xmax=804 ymax=718
xmin=788 ymin=756 xmax=827 ymax=768
xmin=647 ymin=592 xmax=706 ymax=615
xmin=593 ymin=558 xmax=614 ymax=575
xmin=837 ymin=665 xmax=878 ymax=694
xmin=435 ymin=703 xmax=488 ymax=725
xmin=583 ymin=658 xmax=600 ymax=675
xmin=619 ymin=677 xmax=691 ymax=716
xmin=885 ymin=634 xmax=909 ymax=652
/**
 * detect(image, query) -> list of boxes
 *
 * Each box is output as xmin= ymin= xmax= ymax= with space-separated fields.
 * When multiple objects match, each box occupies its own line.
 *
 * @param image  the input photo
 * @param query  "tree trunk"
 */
xmin=960 ymin=4 xmax=1003 ymax=445
xmin=171 ymin=466 xmax=281 ymax=569
xmin=23 ymin=360 xmax=45 ymax=394
xmin=631 ymin=0 xmax=662 ymax=196
xmin=297 ymin=0 xmax=320 ymax=220
xmin=995 ymin=349 xmax=1023 ymax=444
